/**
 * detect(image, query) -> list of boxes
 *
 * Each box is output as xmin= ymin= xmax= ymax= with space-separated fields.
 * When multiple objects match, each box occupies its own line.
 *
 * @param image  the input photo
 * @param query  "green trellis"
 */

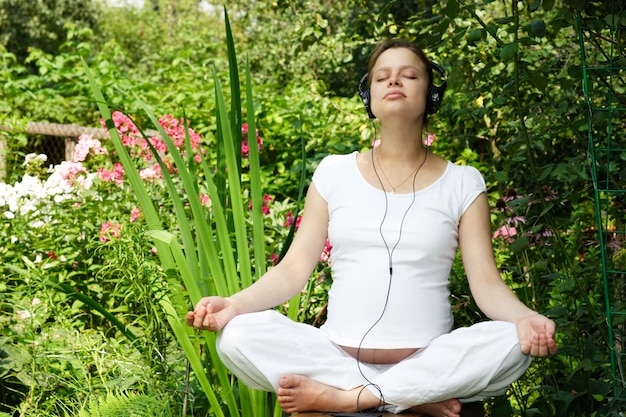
xmin=577 ymin=1 xmax=626 ymax=406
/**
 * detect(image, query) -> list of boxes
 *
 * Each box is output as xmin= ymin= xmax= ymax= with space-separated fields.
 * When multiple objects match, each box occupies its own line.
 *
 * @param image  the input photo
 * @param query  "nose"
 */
xmin=388 ymin=77 xmax=401 ymax=86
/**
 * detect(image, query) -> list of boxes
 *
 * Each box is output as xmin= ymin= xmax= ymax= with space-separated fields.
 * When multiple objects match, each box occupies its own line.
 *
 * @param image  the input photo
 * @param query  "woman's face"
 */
xmin=369 ymin=47 xmax=429 ymax=121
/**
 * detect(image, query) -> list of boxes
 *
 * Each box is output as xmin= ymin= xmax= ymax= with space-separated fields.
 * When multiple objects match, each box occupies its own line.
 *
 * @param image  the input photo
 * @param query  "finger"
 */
xmin=185 ymin=311 xmax=195 ymax=326
xmin=194 ymin=297 xmax=212 ymax=311
xmin=537 ymin=334 xmax=548 ymax=357
xmin=529 ymin=335 xmax=540 ymax=357
xmin=548 ymin=337 xmax=559 ymax=356
xmin=519 ymin=339 xmax=531 ymax=355
xmin=191 ymin=306 xmax=207 ymax=329
xmin=202 ymin=314 xmax=213 ymax=330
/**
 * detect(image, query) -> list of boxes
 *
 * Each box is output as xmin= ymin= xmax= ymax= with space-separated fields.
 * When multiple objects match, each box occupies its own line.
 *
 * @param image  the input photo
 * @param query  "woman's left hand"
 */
xmin=515 ymin=314 xmax=558 ymax=357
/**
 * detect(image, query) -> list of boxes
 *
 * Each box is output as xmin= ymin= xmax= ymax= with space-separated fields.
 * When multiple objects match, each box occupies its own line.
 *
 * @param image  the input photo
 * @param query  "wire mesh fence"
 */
xmin=0 ymin=122 xmax=109 ymax=181
xmin=577 ymin=0 xmax=626 ymax=405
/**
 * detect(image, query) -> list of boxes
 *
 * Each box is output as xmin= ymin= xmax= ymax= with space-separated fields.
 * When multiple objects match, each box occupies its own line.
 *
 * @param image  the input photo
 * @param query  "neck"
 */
xmin=375 ymin=122 xmax=426 ymax=162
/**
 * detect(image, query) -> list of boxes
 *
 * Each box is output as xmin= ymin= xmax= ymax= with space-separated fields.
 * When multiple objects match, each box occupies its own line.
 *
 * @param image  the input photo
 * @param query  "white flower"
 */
xmin=17 ymin=310 xmax=31 ymax=320
xmin=30 ymin=220 xmax=45 ymax=228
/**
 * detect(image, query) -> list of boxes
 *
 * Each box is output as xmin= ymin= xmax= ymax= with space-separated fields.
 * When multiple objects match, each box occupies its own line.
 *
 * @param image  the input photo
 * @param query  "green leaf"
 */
xmin=500 ymin=42 xmax=518 ymax=60
xmin=528 ymin=70 xmax=549 ymax=89
xmin=494 ymin=171 xmax=509 ymax=183
xmin=530 ymin=19 xmax=547 ymax=37
xmin=538 ymin=165 xmax=553 ymax=181
xmin=542 ymin=0 xmax=555 ymax=11
xmin=467 ymin=29 xmax=484 ymax=43
xmin=511 ymin=236 xmax=530 ymax=254
xmin=529 ymin=0 xmax=542 ymax=12
xmin=446 ymin=0 xmax=459 ymax=18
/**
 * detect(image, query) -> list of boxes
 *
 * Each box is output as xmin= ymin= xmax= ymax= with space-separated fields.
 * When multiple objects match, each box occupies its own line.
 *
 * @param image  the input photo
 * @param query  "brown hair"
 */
xmin=366 ymin=39 xmax=434 ymax=89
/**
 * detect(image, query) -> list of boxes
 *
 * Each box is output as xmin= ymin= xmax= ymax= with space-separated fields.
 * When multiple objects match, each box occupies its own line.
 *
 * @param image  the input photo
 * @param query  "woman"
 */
xmin=186 ymin=39 xmax=558 ymax=417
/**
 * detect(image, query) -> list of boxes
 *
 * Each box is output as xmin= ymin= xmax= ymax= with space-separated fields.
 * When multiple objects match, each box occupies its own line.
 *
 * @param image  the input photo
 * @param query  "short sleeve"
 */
xmin=460 ymin=165 xmax=487 ymax=214
xmin=312 ymin=154 xmax=348 ymax=202
xmin=312 ymin=156 xmax=331 ymax=202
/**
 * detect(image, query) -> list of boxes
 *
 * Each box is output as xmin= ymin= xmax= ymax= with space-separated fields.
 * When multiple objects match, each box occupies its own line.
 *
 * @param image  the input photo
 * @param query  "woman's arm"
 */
xmin=227 ymin=183 xmax=330 ymax=314
xmin=459 ymin=192 xmax=558 ymax=356
xmin=186 ymin=184 xmax=329 ymax=331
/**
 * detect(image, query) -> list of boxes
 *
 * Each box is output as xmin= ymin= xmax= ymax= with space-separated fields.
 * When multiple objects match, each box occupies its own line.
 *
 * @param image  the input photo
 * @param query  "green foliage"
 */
xmin=77 ymin=391 xmax=173 ymax=417
xmin=0 ymin=0 xmax=624 ymax=415
xmin=0 ymin=0 xmax=101 ymax=66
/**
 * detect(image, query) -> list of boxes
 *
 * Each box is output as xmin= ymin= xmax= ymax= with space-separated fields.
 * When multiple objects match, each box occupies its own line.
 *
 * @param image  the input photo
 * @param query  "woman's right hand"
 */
xmin=185 ymin=296 xmax=236 ymax=332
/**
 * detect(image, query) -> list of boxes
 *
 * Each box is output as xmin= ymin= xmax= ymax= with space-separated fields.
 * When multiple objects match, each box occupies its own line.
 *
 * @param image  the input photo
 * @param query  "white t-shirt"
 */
xmin=312 ymin=151 xmax=486 ymax=349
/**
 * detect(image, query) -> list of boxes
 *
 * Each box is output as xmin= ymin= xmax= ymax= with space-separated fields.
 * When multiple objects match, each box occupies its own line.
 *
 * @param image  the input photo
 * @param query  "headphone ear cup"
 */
xmin=359 ymin=74 xmax=376 ymax=119
xmin=426 ymin=62 xmax=447 ymax=115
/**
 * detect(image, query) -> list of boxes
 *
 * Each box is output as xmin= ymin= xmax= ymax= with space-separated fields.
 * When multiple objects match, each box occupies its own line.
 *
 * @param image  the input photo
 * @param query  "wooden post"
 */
xmin=65 ymin=137 xmax=77 ymax=162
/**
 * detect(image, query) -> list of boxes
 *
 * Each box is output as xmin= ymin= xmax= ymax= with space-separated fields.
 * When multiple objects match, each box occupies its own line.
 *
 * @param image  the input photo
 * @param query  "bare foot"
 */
xmin=410 ymin=398 xmax=462 ymax=417
xmin=276 ymin=374 xmax=380 ymax=413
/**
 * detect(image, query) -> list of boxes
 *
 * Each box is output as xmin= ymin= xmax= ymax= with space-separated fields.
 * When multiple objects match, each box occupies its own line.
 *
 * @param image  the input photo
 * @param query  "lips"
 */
xmin=384 ymin=90 xmax=405 ymax=99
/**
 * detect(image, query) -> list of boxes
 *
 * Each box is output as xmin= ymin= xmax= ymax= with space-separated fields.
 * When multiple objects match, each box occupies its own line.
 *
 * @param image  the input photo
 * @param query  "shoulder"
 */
xmin=313 ymin=152 xmax=357 ymax=176
xmin=312 ymin=152 xmax=358 ymax=200
xmin=443 ymin=162 xmax=485 ymax=187
xmin=317 ymin=152 xmax=356 ymax=168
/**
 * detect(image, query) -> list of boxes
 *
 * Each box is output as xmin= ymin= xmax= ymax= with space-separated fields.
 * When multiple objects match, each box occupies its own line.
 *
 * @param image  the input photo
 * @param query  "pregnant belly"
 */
xmin=339 ymin=345 xmax=420 ymax=364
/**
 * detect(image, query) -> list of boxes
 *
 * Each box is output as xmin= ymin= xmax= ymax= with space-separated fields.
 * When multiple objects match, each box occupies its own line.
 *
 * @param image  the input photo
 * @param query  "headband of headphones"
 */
xmin=358 ymin=61 xmax=447 ymax=119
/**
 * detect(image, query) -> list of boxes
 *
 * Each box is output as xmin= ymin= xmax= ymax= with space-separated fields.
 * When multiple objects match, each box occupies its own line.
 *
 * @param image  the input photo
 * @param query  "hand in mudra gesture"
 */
xmin=516 ymin=314 xmax=558 ymax=357
xmin=186 ymin=296 xmax=236 ymax=332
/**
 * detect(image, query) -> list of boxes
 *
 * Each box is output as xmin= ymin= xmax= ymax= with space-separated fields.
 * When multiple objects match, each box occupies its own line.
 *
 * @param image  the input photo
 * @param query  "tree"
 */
xmin=0 ymin=0 xmax=101 ymax=69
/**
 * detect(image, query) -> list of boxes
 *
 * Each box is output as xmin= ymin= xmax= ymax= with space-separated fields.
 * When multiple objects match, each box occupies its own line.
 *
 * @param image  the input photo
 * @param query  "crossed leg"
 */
xmin=217 ymin=312 xmax=529 ymax=415
xmin=277 ymin=374 xmax=462 ymax=417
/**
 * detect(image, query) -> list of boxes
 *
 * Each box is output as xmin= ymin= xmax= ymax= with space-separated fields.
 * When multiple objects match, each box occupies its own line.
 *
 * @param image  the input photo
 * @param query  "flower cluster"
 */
xmin=74 ymin=134 xmax=109 ymax=162
xmin=492 ymin=188 xmax=555 ymax=245
xmin=100 ymin=222 xmax=122 ymax=242
xmin=23 ymin=153 xmax=49 ymax=179
xmin=100 ymin=111 xmax=205 ymax=179
xmin=0 ymin=153 xmax=91 ymax=222
xmin=241 ymin=123 xmax=263 ymax=160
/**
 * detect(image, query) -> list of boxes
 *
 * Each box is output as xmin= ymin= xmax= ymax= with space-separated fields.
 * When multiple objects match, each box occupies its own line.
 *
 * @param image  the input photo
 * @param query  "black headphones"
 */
xmin=358 ymin=61 xmax=447 ymax=119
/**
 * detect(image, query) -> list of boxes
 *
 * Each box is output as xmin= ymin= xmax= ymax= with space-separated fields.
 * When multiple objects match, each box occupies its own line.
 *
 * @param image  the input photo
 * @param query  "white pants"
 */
xmin=216 ymin=310 xmax=532 ymax=414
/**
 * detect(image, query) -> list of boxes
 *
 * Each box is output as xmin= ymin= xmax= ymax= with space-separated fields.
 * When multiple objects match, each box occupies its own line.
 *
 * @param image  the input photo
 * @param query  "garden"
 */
xmin=0 ymin=0 xmax=624 ymax=416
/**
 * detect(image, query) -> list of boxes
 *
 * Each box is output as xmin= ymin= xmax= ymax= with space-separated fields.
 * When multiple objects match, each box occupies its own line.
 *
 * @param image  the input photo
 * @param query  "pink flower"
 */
xmin=100 ymin=222 xmax=121 ymax=242
xmin=283 ymin=211 xmax=294 ymax=228
xmin=139 ymin=166 xmax=162 ymax=181
xmin=241 ymin=123 xmax=263 ymax=159
xmin=262 ymin=195 xmax=273 ymax=215
xmin=104 ymin=111 xmax=140 ymax=136
xmin=507 ymin=216 xmax=526 ymax=226
xmin=199 ymin=193 xmax=211 ymax=206
xmin=493 ymin=225 xmax=517 ymax=242
xmin=98 ymin=163 xmax=125 ymax=185
xmin=269 ymin=253 xmax=279 ymax=265
xmin=130 ymin=207 xmax=142 ymax=223
xmin=158 ymin=114 xmax=202 ymax=150
xmin=320 ymin=240 xmax=333 ymax=263
xmin=283 ymin=211 xmax=302 ymax=229
xmin=74 ymin=134 xmax=108 ymax=162
xmin=250 ymin=194 xmax=274 ymax=214
xmin=58 ymin=161 xmax=88 ymax=186
xmin=424 ymin=133 xmax=436 ymax=146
